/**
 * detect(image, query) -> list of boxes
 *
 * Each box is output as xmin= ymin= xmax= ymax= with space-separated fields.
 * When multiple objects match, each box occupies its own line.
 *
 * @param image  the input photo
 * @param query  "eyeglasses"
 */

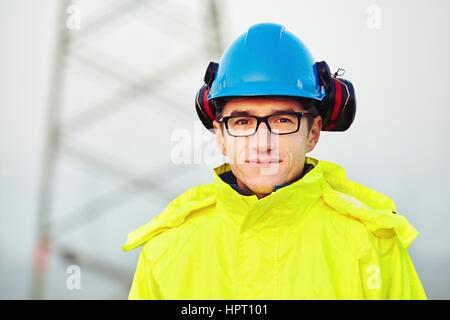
xmin=219 ymin=112 xmax=314 ymax=137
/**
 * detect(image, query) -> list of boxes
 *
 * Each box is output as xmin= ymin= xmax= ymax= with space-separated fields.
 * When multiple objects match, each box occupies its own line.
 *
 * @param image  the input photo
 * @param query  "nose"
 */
xmin=250 ymin=121 xmax=274 ymax=152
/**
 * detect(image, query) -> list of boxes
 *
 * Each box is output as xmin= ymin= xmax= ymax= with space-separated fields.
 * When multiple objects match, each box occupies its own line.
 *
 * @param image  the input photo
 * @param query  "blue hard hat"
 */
xmin=208 ymin=23 xmax=326 ymax=101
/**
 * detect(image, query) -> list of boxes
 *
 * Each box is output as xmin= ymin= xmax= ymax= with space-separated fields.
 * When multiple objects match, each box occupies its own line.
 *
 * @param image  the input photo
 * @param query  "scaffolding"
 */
xmin=32 ymin=0 xmax=223 ymax=299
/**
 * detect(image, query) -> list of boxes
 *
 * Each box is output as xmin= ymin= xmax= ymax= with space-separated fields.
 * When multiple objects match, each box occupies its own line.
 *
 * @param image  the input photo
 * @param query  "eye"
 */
xmin=274 ymin=117 xmax=294 ymax=123
xmin=231 ymin=117 xmax=254 ymax=126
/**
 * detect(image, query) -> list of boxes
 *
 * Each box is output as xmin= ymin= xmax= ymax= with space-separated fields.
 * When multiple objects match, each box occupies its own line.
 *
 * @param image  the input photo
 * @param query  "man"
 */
xmin=123 ymin=23 xmax=427 ymax=299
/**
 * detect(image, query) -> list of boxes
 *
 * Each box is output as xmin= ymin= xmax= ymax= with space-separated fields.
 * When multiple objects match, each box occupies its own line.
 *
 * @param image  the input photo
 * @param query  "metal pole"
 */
xmin=31 ymin=0 xmax=70 ymax=299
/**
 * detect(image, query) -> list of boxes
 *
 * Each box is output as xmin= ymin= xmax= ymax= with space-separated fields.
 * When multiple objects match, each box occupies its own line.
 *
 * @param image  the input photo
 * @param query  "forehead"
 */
xmin=222 ymin=97 xmax=305 ymax=116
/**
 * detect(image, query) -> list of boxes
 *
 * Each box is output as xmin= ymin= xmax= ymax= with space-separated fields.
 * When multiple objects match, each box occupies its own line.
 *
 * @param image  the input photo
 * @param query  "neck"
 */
xmin=235 ymin=179 xmax=268 ymax=199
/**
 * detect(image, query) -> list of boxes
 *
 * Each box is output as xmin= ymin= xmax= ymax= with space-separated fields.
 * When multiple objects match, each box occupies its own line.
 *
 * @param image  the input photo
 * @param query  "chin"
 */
xmin=244 ymin=175 xmax=287 ymax=194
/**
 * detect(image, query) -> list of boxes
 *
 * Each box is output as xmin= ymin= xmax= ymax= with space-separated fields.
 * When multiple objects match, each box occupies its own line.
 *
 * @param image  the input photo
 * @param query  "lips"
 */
xmin=246 ymin=159 xmax=282 ymax=164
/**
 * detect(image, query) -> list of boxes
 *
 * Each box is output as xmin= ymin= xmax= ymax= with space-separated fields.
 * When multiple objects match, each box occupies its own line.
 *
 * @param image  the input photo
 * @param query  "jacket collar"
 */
xmin=213 ymin=156 xmax=325 ymax=231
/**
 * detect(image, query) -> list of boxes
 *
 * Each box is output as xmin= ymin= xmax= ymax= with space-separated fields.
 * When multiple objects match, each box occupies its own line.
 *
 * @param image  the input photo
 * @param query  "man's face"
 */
xmin=213 ymin=97 xmax=322 ymax=198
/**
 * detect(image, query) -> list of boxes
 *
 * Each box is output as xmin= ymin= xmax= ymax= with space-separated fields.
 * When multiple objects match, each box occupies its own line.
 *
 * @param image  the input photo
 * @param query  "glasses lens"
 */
xmin=268 ymin=113 xmax=300 ymax=134
xmin=227 ymin=116 xmax=257 ymax=136
xmin=225 ymin=113 xmax=302 ymax=136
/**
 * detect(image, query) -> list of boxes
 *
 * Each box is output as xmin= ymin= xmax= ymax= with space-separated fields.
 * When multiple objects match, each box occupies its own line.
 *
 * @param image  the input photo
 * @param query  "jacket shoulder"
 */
xmin=321 ymin=181 xmax=419 ymax=249
xmin=122 ymin=183 xmax=216 ymax=252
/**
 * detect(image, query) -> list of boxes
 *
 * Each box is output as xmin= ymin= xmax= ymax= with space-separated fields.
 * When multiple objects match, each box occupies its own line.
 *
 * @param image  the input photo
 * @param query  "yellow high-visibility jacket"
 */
xmin=122 ymin=157 xmax=427 ymax=299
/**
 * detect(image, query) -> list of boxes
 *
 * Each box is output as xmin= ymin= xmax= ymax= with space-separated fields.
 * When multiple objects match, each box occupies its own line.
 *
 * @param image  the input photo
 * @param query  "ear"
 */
xmin=306 ymin=115 xmax=322 ymax=152
xmin=213 ymin=120 xmax=227 ymax=156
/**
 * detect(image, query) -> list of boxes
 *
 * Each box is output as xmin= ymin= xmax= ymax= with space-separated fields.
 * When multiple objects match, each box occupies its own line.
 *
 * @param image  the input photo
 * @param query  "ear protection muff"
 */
xmin=315 ymin=61 xmax=356 ymax=131
xmin=195 ymin=61 xmax=219 ymax=132
xmin=195 ymin=60 xmax=356 ymax=132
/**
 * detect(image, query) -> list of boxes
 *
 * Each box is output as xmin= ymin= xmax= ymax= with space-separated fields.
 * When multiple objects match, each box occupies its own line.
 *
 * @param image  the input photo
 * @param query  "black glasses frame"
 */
xmin=219 ymin=112 xmax=314 ymax=137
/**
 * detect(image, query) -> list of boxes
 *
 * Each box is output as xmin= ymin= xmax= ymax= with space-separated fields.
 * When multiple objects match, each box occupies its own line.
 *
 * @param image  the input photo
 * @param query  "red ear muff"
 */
xmin=315 ymin=61 xmax=356 ymax=131
xmin=195 ymin=62 xmax=219 ymax=131
xmin=195 ymin=84 xmax=216 ymax=130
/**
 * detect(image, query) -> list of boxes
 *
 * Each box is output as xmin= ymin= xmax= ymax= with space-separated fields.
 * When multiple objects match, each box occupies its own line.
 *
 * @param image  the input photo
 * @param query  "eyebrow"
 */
xmin=227 ymin=107 xmax=300 ymax=117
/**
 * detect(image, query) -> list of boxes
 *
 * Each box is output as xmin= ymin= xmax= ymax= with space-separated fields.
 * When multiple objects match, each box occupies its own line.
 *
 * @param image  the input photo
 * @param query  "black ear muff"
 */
xmin=315 ymin=61 xmax=356 ymax=131
xmin=195 ymin=61 xmax=219 ymax=131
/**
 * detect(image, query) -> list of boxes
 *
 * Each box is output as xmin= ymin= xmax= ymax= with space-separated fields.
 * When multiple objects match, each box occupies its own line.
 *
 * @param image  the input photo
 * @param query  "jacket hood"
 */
xmin=122 ymin=157 xmax=419 ymax=251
